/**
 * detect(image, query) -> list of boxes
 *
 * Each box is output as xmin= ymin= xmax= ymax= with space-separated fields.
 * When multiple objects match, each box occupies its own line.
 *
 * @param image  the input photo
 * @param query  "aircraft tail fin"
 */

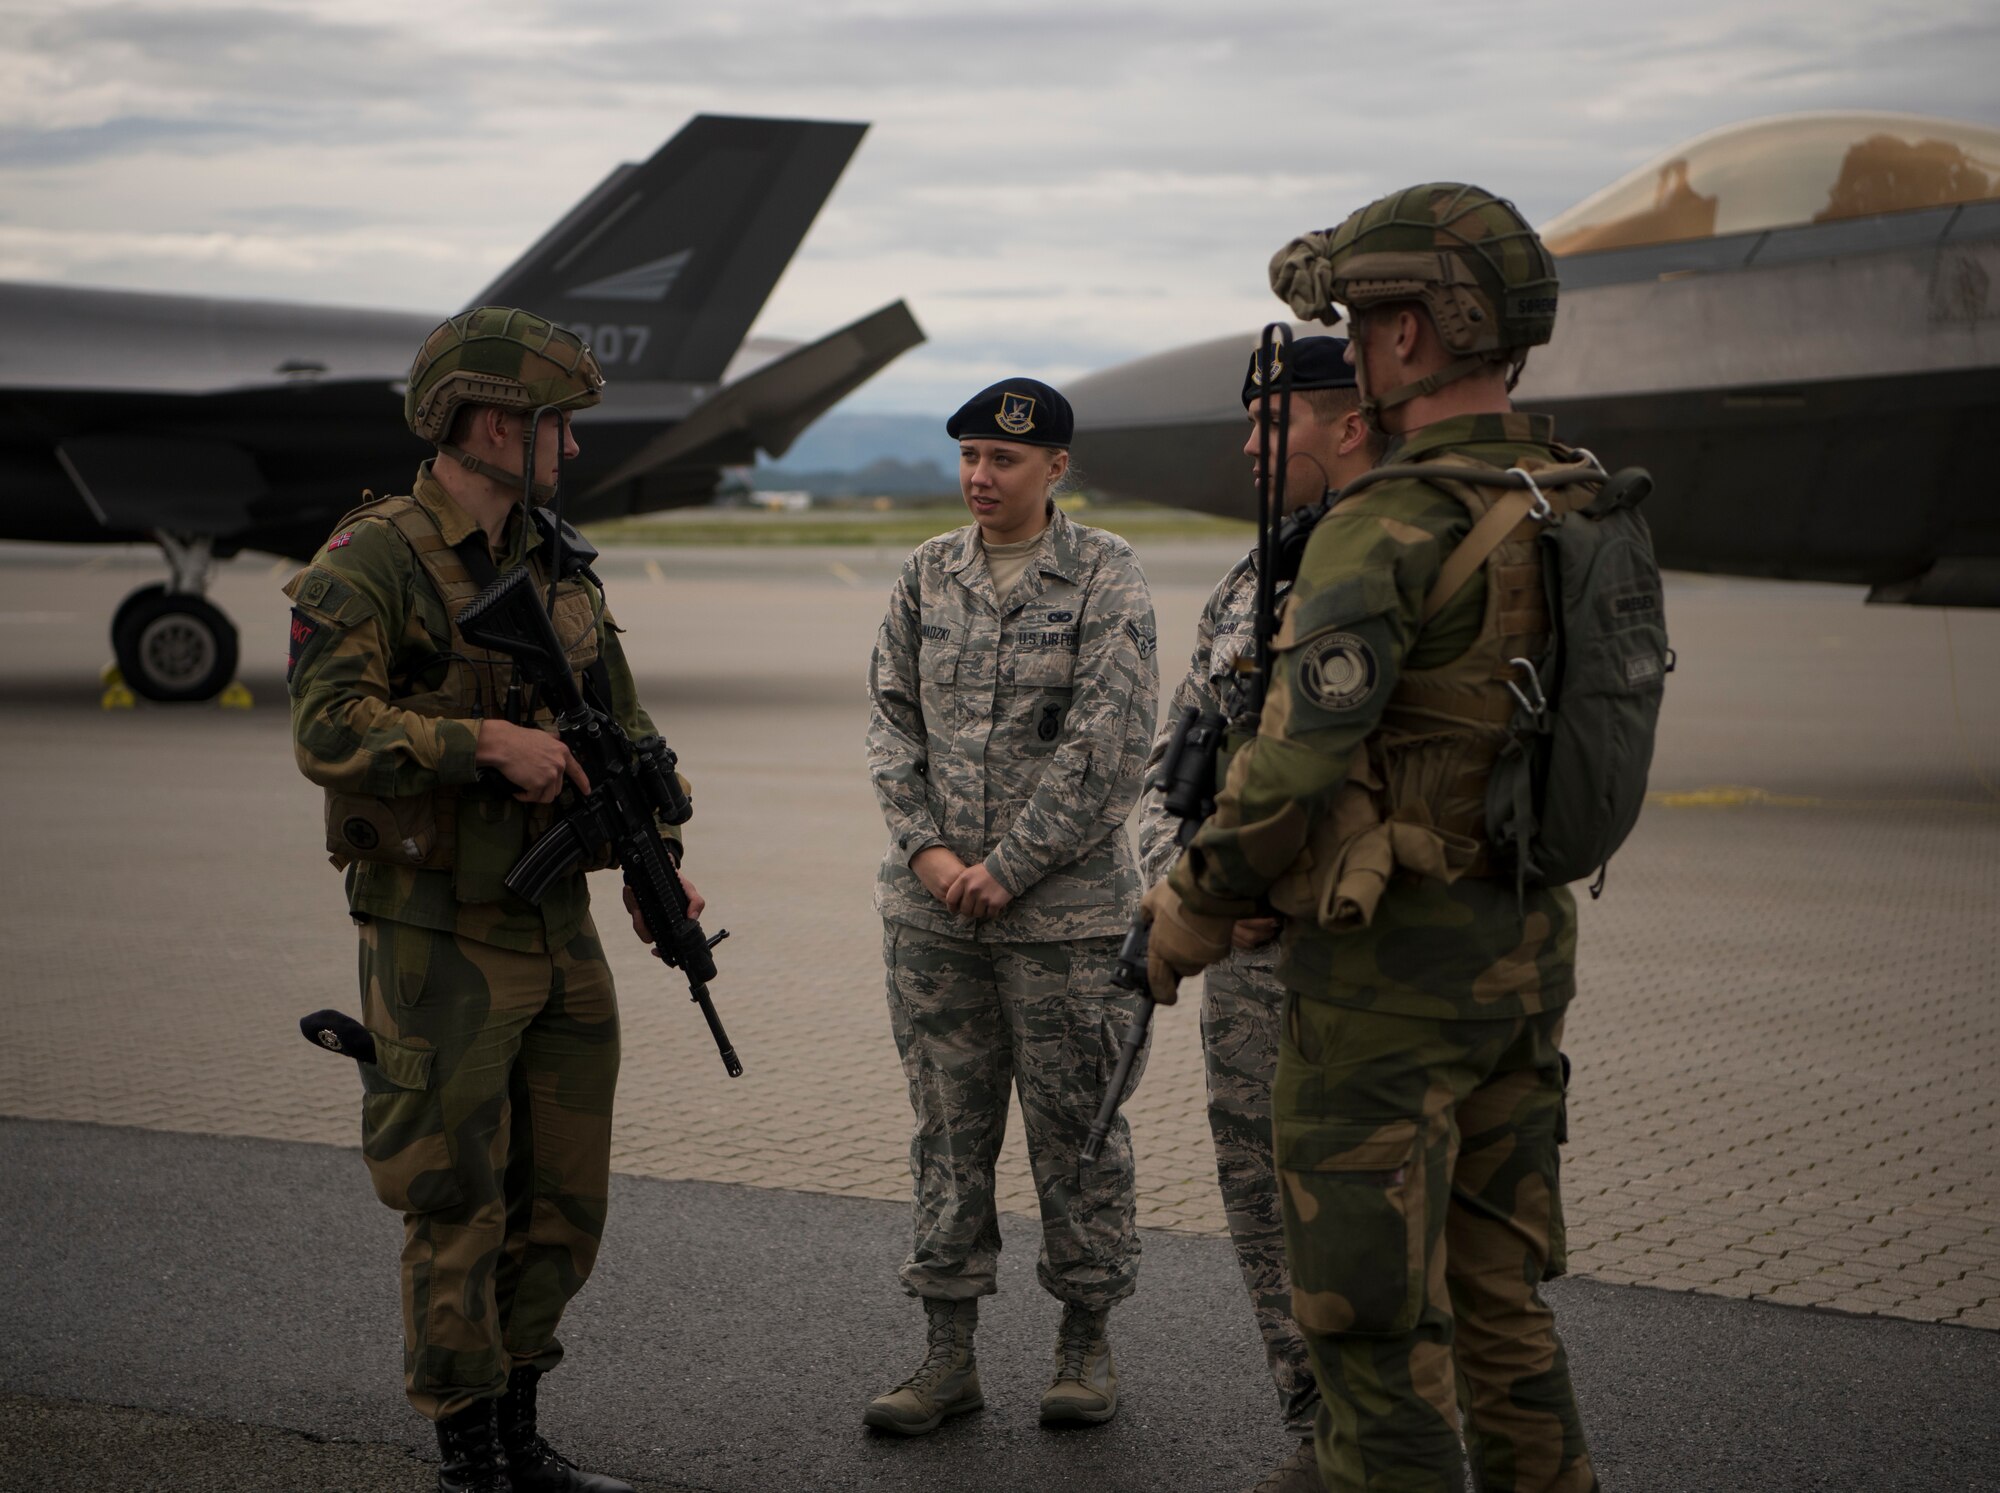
xmin=583 ymin=299 xmax=924 ymax=506
xmin=466 ymin=115 xmax=868 ymax=385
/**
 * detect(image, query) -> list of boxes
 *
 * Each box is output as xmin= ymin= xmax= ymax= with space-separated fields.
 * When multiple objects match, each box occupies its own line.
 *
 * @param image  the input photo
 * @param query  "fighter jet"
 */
xmin=1068 ymin=112 xmax=2000 ymax=607
xmin=0 ymin=114 xmax=924 ymax=701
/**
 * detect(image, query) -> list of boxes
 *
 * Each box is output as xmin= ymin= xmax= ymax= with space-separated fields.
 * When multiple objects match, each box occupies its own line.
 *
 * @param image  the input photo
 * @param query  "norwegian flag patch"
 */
xmin=326 ymin=530 xmax=355 ymax=551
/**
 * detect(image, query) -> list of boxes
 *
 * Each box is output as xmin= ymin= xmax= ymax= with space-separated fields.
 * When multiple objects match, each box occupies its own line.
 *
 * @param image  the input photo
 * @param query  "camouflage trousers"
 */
xmin=1275 ymin=996 xmax=1595 ymax=1493
xmin=357 ymin=914 xmax=620 ymax=1421
xmin=1203 ymin=959 xmax=1321 ymax=1437
xmin=883 ymin=922 xmax=1148 ymax=1309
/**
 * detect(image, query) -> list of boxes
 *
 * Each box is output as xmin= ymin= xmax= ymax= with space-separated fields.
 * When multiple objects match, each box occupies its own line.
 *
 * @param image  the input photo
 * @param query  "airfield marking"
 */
xmin=828 ymin=560 xmax=863 ymax=587
xmin=645 ymin=559 xmax=667 ymax=588
xmin=1650 ymin=784 xmax=2000 ymax=812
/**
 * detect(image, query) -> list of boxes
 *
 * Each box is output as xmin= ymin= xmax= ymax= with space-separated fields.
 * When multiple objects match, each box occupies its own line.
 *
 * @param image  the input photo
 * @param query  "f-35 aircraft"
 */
xmin=1068 ymin=112 xmax=2000 ymax=607
xmin=1 ymin=114 xmax=924 ymax=700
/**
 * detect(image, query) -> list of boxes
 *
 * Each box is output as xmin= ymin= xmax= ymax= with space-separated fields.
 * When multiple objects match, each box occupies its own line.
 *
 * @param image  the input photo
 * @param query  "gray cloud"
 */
xmin=1 ymin=0 xmax=1993 ymax=410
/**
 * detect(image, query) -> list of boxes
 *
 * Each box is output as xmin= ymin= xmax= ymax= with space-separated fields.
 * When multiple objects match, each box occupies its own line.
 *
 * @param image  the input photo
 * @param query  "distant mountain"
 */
xmin=750 ymin=456 xmax=954 ymax=498
xmin=759 ymin=412 xmax=943 ymax=473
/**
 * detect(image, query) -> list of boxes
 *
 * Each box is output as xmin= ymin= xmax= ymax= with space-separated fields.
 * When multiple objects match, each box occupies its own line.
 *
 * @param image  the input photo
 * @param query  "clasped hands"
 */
xmin=912 ymin=847 xmax=1013 ymax=920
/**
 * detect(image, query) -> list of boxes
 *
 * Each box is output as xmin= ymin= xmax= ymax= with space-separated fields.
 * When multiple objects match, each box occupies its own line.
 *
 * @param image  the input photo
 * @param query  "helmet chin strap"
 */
xmin=1349 ymin=314 xmax=1498 ymax=435
xmin=437 ymin=425 xmax=557 ymax=505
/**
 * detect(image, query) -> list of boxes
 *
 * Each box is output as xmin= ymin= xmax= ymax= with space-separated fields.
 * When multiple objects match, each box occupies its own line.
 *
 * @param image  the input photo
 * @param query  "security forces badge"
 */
xmin=1297 ymin=630 xmax=1378 ymax=712
xmin=994 ymin=391 xmax=1037 ymax=436
xmin=945 ymin=377 xmax=1073 ymax=448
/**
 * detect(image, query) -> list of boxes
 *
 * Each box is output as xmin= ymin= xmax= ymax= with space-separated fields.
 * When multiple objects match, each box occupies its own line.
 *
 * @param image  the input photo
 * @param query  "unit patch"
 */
xmin=287 ymin=608 xmax=320 ymax=682
xmin=1297 ymin=630 xmax=1378 ymax=711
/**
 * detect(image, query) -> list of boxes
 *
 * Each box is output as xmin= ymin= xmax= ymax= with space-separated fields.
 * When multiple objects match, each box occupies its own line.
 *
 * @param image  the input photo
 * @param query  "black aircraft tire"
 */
xmin=109 ymin=584 xmax=167 ymax=650
xmin=114 ymin=593 xmax=240 ymax=703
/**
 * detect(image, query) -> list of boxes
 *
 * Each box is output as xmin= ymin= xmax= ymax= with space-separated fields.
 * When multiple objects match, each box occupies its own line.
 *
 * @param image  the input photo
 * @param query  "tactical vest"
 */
xmin=316 ymin=493 xmax=603 ymax=900
xmin=1269 ymin=451 xmax=1601 ymax=932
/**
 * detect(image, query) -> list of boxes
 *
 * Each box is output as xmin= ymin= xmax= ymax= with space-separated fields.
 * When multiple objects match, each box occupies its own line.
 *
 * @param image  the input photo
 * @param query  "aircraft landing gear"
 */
xmin=111 ymin=534 xmax=242 ymax=703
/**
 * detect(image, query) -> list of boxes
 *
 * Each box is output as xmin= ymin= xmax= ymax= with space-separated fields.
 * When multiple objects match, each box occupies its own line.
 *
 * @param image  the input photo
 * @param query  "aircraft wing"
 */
xmin=584 ymin=300 xmax=925 ymax=499
xmin=470 ymin=115 xmax=870 ymax=387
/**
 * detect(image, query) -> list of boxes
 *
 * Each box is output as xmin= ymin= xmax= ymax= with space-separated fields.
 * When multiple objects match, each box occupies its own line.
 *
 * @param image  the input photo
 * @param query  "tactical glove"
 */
xmin=1140 ymin=880 xmax=1234 ymax=1006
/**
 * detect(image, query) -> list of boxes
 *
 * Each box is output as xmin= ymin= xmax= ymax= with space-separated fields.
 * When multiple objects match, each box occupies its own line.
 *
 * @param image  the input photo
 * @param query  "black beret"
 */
xmin=946 ymin=378 xmax=1073 ymax=449
xmin=1241 ymin=335 xmax=1355 ymax=406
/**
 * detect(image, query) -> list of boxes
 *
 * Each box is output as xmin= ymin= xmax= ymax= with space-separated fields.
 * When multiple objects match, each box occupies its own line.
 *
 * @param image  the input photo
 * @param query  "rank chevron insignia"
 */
xmin=565 ymin=249 xmax=694 ymax=302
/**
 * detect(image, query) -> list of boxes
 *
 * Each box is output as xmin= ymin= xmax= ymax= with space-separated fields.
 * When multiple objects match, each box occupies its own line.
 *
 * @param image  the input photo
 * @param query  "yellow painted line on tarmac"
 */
xmin=645 ymin=559 xmax=666 ymax=588
xmin=268 ymin=558 xmax=290 ymax=578
xmin=828 ymin=560 xmax=863 ymax=587
xmin=1649 ymin=785 xmax=1820 ymax=809
xmin=1649 ymin=784 xmax=2000 ymax=813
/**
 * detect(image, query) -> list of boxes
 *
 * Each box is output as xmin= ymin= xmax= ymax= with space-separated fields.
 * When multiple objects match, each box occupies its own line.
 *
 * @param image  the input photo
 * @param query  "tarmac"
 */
xmin=1 ymin=535 xmax=1998 ymax=1490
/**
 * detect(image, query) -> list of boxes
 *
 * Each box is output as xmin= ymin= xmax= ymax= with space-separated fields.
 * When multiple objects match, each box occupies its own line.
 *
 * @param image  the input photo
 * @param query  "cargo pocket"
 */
xmin=359 ymin=1032 xmax=463 ymax=1215
xmin=1277 ymin=1115 xmax=1425 ymax=1337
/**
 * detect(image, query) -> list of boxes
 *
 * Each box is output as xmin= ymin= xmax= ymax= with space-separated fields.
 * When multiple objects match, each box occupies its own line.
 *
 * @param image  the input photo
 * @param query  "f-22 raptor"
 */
xmin=0 ymin=114 xmax=923 ymax=701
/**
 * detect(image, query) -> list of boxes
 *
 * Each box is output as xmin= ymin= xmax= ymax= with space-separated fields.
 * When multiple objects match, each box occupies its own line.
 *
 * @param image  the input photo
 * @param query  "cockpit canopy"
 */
xmin=1542 ymin=112 xmax=2000 ymax=257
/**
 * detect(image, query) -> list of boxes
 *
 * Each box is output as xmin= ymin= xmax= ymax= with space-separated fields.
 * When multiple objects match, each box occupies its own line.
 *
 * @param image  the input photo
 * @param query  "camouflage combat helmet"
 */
xmin=1268 ymin=183 xmax=1558 ymax=425
xmin=405 ymin=306 xmax=606 ymax=498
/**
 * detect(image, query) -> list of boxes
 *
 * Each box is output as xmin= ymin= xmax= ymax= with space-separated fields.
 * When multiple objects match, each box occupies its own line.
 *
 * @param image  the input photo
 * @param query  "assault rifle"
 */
xmin=1080 ymin=324 xmax=1295 ymax=1162
xmin=456 ymin=564 xmax=743 ymax=1078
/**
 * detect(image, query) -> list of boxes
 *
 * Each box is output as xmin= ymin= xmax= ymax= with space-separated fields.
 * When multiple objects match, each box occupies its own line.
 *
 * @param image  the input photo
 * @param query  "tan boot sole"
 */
xmin=862 ymin=1389 xmax=986 ymax=1437
xmin=1038 ymin=1394 xmax=1116 ymax=1428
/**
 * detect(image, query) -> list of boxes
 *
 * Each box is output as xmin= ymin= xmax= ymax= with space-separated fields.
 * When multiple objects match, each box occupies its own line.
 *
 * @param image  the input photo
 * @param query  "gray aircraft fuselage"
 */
xmin=1068 ymin=200 xmax=2000 ymax=605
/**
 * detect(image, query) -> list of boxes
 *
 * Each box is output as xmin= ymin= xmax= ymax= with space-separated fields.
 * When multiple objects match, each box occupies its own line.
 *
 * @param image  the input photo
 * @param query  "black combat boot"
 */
xmin=497 ymin=1365 xmax=635 ymax=1493
xmin=434 ymin=1400 xmax=510 ymax=1493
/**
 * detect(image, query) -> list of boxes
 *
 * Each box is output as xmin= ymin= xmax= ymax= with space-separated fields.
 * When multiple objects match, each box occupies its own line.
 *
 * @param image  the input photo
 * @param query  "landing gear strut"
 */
xmin=111 ymin=533 xmax=241 ymax=703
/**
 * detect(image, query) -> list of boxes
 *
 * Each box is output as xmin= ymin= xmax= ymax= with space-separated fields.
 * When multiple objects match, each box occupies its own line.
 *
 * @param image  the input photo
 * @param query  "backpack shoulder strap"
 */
xmin=1421 ymin=486 xmax=1538 ymax=624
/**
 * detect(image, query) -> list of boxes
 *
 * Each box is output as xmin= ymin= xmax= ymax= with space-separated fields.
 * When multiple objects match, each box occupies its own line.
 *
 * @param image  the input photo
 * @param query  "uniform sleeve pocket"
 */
xmin=1272 ymin=566 xmax=1400 ymax=649
xmin=1276 ymin=1116 xmax=1426 ymax=1337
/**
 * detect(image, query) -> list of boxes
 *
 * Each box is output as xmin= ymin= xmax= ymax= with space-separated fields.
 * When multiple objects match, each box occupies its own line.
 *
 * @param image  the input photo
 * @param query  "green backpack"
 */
xmin=1483 ymin=465 xmax=1670 ymax=894
xmin=1341 ymin=455 xmax=1671 ymax=895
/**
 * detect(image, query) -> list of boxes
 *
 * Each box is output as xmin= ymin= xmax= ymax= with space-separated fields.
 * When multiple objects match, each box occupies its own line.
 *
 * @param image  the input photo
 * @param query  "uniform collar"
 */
xmin=1381 ymin=411 xmax=1557 ymax=465
xmin=412 ymin=459 xmax=540 ymax=560
xmin=944 ymin=505 xmax=1081 ymax=587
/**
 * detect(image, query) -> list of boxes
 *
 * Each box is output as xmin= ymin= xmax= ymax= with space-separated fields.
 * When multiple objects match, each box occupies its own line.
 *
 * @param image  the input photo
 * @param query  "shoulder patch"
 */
xmin=287 ymin=608 xmax=320 ymax=682
xmin=283 ymin=565 xmax=374 ymax=626
xmin=1123 ymin=618 xmax=1157 ymax=659
xmin=1297 ymin=631 xmax=1379 ymax=712
xmin=326 ymin=529 xmax=355 ymax=551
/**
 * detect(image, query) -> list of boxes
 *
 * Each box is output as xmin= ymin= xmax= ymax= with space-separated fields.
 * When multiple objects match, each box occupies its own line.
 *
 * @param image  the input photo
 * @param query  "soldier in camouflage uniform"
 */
xmin=864 ymin=378 xmax=1160 ymax=1437
xmin=1142 ymin=188 xmax=1601 ymax=1492
xmin=286 ymin=308 xmax=689 ymax=1493
xmin=1138 ymin=335 xmax=1380 ymax=1493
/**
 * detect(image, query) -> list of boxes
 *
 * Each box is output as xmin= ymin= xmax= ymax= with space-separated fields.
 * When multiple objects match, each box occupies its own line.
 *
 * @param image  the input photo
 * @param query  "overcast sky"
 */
xmin=3 ymin=0 xmax=1994 ymax=413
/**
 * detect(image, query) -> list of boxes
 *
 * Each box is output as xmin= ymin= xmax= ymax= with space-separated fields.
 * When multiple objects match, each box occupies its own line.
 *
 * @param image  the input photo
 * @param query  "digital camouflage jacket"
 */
xmin=868 ymin=507 xmax=1159 ymax=942
xmin=1138 ymin=551 xmax=1279 ymax=977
